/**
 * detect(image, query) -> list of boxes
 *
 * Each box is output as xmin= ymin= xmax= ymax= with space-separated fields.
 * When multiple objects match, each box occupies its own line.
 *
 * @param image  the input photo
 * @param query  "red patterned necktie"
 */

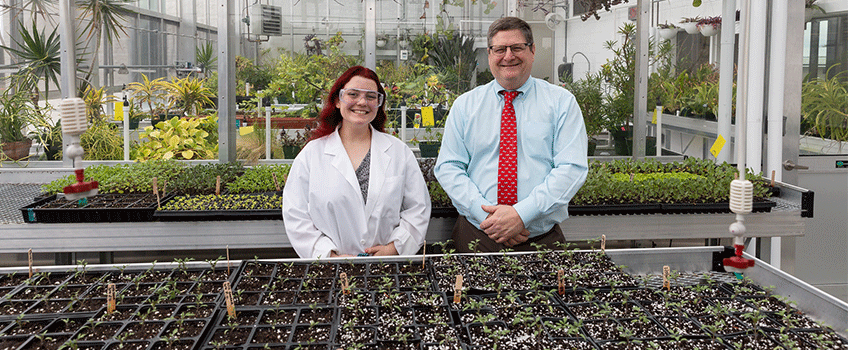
xmin=498 ymin=90 xmax=520 ymax=205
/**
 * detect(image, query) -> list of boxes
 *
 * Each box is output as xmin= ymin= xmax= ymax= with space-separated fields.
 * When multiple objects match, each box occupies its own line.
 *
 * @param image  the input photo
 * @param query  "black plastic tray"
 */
xmin=153 ymin=209 xmax=282 ymax=221
xmin=19 ymin=194 xmax=174 ymax=224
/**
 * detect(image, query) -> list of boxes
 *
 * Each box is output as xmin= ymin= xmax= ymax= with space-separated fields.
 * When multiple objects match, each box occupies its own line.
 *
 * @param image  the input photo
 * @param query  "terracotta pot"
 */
xmin=1 ymin=139 xmax=33 ymax=161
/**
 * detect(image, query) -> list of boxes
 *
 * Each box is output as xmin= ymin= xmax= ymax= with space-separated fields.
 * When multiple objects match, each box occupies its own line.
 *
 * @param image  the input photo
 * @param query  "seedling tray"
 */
xmin=20 ymin=194 xmax=174 ymax=224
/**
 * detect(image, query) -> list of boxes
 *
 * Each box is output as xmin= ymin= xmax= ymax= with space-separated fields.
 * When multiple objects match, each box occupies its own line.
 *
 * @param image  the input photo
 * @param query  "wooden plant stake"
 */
xmin=162 ymin=180 xmax=168 ymax=196
xmin=107 ymin=283 xmax=117 ymax=314
xmin=226 ymin=245 xmax=231 ymax=275
xmin=340 ymin=272 xmax=350 ymax=295
xmin=453 ymin=275 xmax=463 ymax=304
xmin=152 ymin=177 xmax=160 ymax=208
xmin=272 ymin=173 xmax=281 ymax=192
xmin=662 ymin=265 xmax=671 ymax=290
xmin=557 ymin=269 xmax=565 ymax=295
xmin=770 ymin=170 xmax=775 ymax=187
xmin=601 ymin=234 xmax=606 ymax=253
xmin=28 ymin=249 xmax=33 ymax=278
xmin=216 ymin=176 xmax=221 ymax=195
xmin=223 ymin=281 xmax=236 ymax=318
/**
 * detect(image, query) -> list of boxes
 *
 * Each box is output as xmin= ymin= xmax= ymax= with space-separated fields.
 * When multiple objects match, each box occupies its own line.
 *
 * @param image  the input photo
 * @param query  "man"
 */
xmin=434 ymin=16 xmax=588 ymax=253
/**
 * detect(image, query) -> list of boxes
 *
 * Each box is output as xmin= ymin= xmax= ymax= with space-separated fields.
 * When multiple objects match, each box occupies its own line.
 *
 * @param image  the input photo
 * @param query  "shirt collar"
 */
xmin=492 ymin=77 xmax=532 ymax=100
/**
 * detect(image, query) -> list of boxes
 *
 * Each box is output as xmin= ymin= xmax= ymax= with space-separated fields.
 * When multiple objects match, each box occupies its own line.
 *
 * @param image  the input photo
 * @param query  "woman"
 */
xmin=283 ymin=66 xmax=431 ymax=258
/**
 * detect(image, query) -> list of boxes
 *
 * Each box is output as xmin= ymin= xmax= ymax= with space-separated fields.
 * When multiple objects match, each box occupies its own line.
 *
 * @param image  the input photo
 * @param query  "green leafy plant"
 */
xmin=227 ymin=164 xmax=292 ymax=193
xmin=162 ymin=76 xmax=215 ymax=117
xmin=561 ymin=72 xmax=605 ymax=140
xmin=126 ymin=73 xmax=168 ymax=118
xmin=135 ymin=116 xmax=218 ymax=160
xmin=0 ymin=71 xmax=40 ymax=144
xmin=170 ymin=162 xmax=244 ymax=195
xmin=0 ymin=21 xmax=60 ymax=102
xmin=801 ymin=65 xmax=848 ymax=147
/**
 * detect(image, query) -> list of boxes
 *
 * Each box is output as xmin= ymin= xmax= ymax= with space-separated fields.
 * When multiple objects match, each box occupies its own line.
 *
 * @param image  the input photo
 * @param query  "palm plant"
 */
xmin=428 ymin=33 xmax=475 ymax=93
xmin=195 ymin=42 xmax=217 ymax=78
xmin=0 ymin=22 xmax=60 ymax=103
xmin=162 ymin=76 xmax=215 ymax=117
xmin=127 ymin=74 xmax=168 ymax=117
xmin=76 ymin=0 xmax=137 ymax=91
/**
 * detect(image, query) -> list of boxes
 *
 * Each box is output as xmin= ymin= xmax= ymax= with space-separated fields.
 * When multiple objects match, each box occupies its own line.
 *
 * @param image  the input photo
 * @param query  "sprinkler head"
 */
xmin=63 ymin=168 xmax=99 ymax=200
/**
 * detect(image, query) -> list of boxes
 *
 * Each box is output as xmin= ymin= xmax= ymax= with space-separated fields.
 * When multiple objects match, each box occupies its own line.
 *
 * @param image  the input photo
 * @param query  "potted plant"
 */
xmin=697 ymin=16 xmax=721 ymax=37
xmin=0 ymin=72 xmax=40 ymax=161
xmin=801 ymin=66 xmax=848 ymax=152
xmin=127 ymin=73 xmax=168 ymax=125
xmin=417 ymin=124 xmax=443 ymax=158
xmin=376 ymin=33 xmax=388 ymax=48
xmin=279 ymin=124 xmax=312 ymax=159
xmin=679 ymin=17 xmax=702 ymax=34
xmin=600 ymin=23 xmax=661 ymax=156
xmin=162 ymin=76 xmax=215 ymax=117
xmin=657 ymin=23 xmax=679 ymax=40
xmin=30 ymin=119 xmax=62 ymax=160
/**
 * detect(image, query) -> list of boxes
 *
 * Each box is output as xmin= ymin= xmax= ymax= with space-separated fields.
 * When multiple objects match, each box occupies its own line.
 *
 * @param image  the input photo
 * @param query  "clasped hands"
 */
xmin=480 ymin=204 xmax=530 ymax=247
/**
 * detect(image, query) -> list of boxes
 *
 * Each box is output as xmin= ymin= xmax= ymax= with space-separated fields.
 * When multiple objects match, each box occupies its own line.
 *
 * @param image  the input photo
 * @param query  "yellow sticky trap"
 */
xmin=421 ymin=106 xmax=435 ymax=127
xmin=239 ymin=125 xmax=255 ymax=135
xmin=114 ymin=102 xmax=124 ymax=121
xmin=710 ymin=135 xmax=727 ymax=158
xmin=652 ymin=107 xmax=659 ymax=124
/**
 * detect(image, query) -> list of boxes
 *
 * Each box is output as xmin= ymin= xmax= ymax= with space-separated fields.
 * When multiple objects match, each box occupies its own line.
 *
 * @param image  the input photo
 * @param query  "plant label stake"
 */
xmin=28 ymin=248 xmax=33 ymax=278
xmin=107 ymin=283 xmax=117 ymax=314
xmin=272 ymin=173 xmax=280 ymax=192
xmin=340 ymin=272 xmax=350 ymax=295
xmin=662 ymin=266 xmax=670 ymax=290
xmin=770 ymin=170 xmax=775 ymax=187
xmin=223 ymin=281 xmax=236 ymax=318
xmin=601 ymin=234 xmax=606 ymax=252
xmin=152 ymin=177 xmax=160 ymax=208
xmin=162 ymin=180 xmax=168 ymax=196
xmin=226 ymin=245 xmax=231 ymax=275
xmin=557 ymin=269 xmax=565 ymax=295
xmin=216 ymin=176 xmax=221 ymax=195
xmin=453 ymin=275 xmax=463 ymax=303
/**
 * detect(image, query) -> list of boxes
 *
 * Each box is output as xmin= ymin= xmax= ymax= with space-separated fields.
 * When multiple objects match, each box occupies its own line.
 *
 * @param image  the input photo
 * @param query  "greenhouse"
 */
xmin=1 ymin=0 xmax=847 ymax=349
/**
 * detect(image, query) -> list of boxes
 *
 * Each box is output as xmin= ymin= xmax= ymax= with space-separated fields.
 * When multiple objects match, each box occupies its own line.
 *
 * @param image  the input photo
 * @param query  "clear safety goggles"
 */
xmin=339 ymin=88 xmax=384 ymax=107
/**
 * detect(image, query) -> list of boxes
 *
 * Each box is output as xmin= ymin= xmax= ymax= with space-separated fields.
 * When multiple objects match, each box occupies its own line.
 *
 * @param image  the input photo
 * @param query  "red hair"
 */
xmin=310 ymin=66 xmax=387 ymax=141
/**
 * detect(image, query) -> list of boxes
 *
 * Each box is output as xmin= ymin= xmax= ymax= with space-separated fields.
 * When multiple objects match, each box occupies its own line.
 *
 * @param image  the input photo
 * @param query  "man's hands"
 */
xmin=365 ymin=241 xmax=399 ymax=256
xmin=480 ymin=205 xmax=528 ymax=247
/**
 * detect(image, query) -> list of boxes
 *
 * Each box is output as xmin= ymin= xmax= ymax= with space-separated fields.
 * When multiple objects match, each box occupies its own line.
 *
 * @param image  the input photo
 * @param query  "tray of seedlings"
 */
xmin=1 ymin=246 xmax=846 ymax=350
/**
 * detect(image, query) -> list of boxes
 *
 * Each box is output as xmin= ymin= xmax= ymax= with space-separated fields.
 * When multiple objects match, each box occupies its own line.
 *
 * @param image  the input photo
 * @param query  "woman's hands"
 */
xmin=365 ymin=242 xmax=398 ymax=256
xmin=329 ymin=251 xmax=355 ymax=258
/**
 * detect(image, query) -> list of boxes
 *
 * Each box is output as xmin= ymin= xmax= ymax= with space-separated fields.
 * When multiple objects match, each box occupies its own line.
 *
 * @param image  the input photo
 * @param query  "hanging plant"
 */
xmin=574 ymin=0 xmax=629 ymax=21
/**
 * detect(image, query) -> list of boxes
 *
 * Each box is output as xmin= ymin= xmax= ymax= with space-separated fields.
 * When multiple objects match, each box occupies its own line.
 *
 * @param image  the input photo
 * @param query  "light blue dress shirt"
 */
xmin=434 ymin=77 xmax=589 ymax=238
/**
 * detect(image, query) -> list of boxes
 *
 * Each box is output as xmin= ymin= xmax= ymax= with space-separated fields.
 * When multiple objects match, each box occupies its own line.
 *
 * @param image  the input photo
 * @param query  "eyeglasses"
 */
xmin=339 ymin=88 xmax=384 ymax=107
xmin=488 ymin=42 xmax=532 ymax=56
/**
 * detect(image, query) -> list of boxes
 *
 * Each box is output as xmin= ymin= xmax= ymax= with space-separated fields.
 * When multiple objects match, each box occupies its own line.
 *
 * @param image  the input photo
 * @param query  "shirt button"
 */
xmin=360 ymin=239 xmax=366 ymax=245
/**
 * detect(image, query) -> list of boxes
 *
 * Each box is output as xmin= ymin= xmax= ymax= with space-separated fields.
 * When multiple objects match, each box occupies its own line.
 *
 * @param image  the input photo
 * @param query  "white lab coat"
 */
xmin=282 ymin=126 xmax=431 ymax=258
